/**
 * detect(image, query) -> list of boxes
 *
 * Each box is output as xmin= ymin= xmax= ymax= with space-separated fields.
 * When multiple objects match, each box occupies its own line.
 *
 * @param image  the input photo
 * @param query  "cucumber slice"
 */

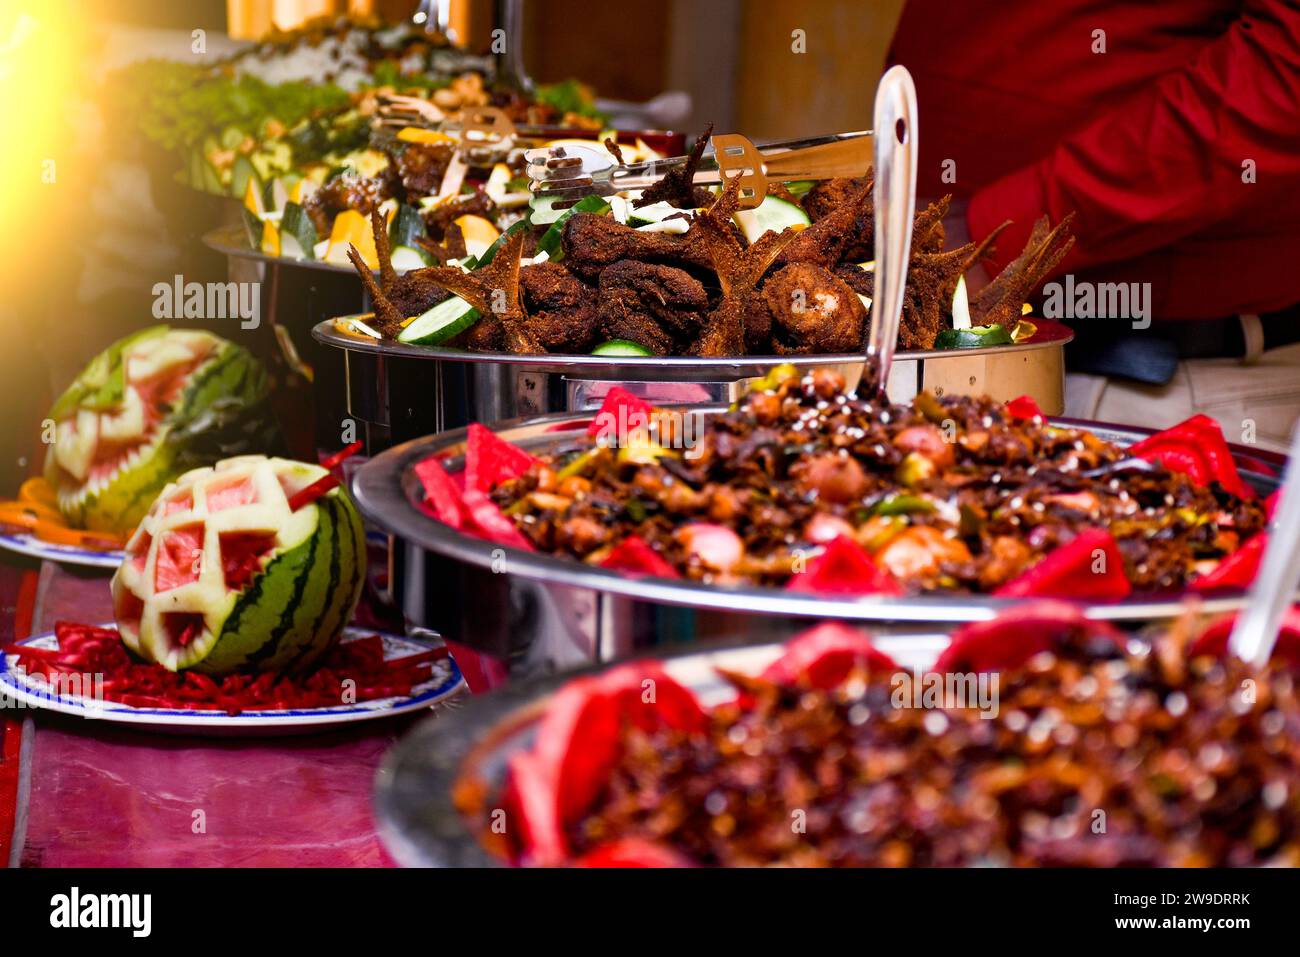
xmin=933 ymin=324 xmax=1013 ymax=350
xmin=229 ymin=155 xmax=258 ymax=200
xmin=388 ymin=203 xmax=426 ymax=250
xmin=280 ymin=202 xmax=318 ymax=260
xmin=240 ymin=208 xmax=264 ymax=248
xmin=733 ymin=195 xmax=811 ymax=244
xmin=398 ymin=296 xmax=480 ymax=345
xmin=592 ymin=339 xmax=654 ymax=357
xmin=390 ymin=245 xmax=431 ymax=272
xmin=477 ymin=221 xmax=528 ymax=266
xmin=528 ymin=194 xmax=566 ymax=225
xmin=262 ymin=176 xmax=290 ymax=214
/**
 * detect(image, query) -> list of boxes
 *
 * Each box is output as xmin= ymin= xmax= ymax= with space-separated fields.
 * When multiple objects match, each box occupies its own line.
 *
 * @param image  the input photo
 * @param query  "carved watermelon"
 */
xmin=44 ymin=326 xmax=279 ymax=535
xmin=110 ymin=455 xmax=366 ymax=674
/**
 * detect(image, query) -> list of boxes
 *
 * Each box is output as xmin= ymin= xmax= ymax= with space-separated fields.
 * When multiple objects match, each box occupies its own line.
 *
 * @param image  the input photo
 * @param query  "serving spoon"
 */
xmin=858 ymin=65 xmax=918 ymax=399
xmin=1227 ymin=423 xmax=1300 ymax=667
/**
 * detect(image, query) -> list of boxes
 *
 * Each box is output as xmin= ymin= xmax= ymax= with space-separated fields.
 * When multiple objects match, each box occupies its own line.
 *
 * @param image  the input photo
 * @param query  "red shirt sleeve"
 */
xmin=967 ymin=0 xmax=1300 ymax=280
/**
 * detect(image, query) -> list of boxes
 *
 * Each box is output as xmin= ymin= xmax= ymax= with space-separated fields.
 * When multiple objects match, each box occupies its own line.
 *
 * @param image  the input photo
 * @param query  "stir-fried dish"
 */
xmin=467 ymin=607 xmax=1300 ymax=867
xmin=473 ymin=369 xmax=1266 ymax=596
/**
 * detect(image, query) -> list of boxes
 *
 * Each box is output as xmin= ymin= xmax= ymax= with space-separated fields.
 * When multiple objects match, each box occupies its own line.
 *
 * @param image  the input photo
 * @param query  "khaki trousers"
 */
xmin=1065 ymin=342 xmax=1300 ymax=454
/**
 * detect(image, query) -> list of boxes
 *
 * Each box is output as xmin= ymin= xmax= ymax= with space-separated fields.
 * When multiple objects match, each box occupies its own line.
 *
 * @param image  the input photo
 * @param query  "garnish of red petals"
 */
xmin=504 ymin=661 xmax=705 ymax=867
xmin=993 ymin=528 xmax=1131 ymax=601
xmin=587 ymin=386 xmax=655 ymax=440
xmin=759 ymin=622 xmax=897 ymax=688
xmin=934 ymin=601 xmax=1125 ymax=673
xmin=3 ymin=622 xmax=445 ymax=715
xmin=573 ymin=838 xmax=696 ymax=868
xmin=465 ymin=423 xmax=538 ymax=493
xmin=785 ymin=534 xmax=902 ymax=597
xmin=1128 ymin=415 xmax=1255 ymax=500
xmin=1004 ymin=394 xmax=1044 ymax=421
xmin=1192 ymin=533 xmax=1267 ymax=592
xmin=414 ymin=456 xmax=470 ymax=529
xmin=599 ymin=535 xmax=679 ymax=578
xmin=1188 ymin=606 xmax=1300 ymax=669
xmin=287 ymin=441 xmax=365 ymax=512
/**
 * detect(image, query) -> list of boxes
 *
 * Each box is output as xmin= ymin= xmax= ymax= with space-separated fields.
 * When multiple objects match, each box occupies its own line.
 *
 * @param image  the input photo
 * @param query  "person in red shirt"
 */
xmin=888 ymin=0 xmax=1300 ymax=450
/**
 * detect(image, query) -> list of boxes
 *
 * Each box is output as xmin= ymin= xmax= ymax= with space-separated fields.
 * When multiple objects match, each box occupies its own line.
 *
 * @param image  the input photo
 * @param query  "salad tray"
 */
xmin=315 ymin=316 xmax=1073 ymax=450
xmin=351 ymin=408 xmax=1286 ymax=677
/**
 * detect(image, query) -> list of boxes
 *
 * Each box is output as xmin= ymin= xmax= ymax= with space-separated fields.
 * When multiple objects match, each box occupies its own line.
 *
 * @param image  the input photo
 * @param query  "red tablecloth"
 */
xmin=2 ymin=560 xmax=420 ymax=867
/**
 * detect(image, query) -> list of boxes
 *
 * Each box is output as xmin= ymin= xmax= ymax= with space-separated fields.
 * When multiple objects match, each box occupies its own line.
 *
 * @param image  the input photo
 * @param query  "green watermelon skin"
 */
xmin=47 ymin=330 xmax=281 ymax=535
xmin=196 ymin=489 xmax=366 ymax=676
xmin=112 ymin=457 xmax=367 ymax=676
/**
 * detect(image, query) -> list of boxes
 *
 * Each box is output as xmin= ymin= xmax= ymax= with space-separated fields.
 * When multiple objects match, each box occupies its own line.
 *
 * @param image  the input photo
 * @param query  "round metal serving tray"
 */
xmin=371 ymin=628 xmax=982 ymax=867
xmin=316 ymin=315 xmax=1074 ymax=448
xmin=351 ymin=408 xmax=1285 ymax=676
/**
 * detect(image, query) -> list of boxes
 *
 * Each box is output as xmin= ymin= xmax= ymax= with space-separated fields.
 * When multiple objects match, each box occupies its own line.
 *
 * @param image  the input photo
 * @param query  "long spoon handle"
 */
xmin=1228 ymin=423 xmax=1300 ymax=667
xmin=861 ymin=65 xmax=918 ymax=398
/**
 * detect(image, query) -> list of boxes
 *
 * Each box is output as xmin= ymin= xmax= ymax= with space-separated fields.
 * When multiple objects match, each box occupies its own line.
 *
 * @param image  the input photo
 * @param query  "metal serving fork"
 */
xmin=523 ymin=129 xmax=873 ymax=210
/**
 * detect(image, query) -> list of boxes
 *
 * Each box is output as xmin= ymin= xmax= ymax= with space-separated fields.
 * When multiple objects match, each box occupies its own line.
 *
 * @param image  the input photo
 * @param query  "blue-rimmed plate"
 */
xmin=0 ymin=532 xmax=123 ymax=570
xmin=0 ymin=626 xmax=466 ymax=735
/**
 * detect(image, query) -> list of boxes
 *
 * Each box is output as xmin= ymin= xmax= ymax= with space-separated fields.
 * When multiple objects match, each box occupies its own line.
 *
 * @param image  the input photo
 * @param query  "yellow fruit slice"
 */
xmin=243 ymin=177 xmax=265 ymax=216
xmin=260 ymin=219 xmax=281 ymax=256
xmin=454 ymin=214 xmax=501 ymax=258
xmin=326 ymin=209 xmax=376 ymax=267
xmin=397 ymin=127 xmax=457 ymax=146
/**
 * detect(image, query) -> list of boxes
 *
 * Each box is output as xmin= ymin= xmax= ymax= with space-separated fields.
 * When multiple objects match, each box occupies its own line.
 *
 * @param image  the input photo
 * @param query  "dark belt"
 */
xmin=1065 ymin=305 xmax=1300 ymax=385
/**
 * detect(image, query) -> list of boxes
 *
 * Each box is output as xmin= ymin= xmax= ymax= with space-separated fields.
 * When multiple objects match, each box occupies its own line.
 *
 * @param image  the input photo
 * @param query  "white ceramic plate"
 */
xmin=0 ymin=626 xmax=466 ymax=735
xmin=0 ymin=532 xmax=123 ymax=570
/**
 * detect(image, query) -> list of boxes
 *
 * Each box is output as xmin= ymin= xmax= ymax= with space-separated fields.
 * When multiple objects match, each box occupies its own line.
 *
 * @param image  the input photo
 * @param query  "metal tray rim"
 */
xmin=313 ymin=314 xmax=1074 ymax=375
xmin=351 ymin=409 xmax=1283 ymax=624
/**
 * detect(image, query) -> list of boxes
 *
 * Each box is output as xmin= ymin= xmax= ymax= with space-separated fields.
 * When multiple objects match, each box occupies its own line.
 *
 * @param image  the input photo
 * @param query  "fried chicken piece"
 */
xmin=802 ymin=176 xmax=870 ymax=221
xmin=520 ymin=262 xmax=601 ymax=352
xmin=416 ymin=222 xmax=468 ymax=264
xmin=346 ymin=245 xmax=405 ymax=338
xmin=413 ymin=229 xmax=542 ymax=354
xmin=304 ymin=172 xmax=389 ymax=237
xmin=760 ymin=263 xmax=867 ymax=354
xmin=911 ymin=197 xmax=950 ymax=254
xmin=561 ymin=213 xmax=714 ymax=279
xmin=422 ymin=190 xmax=498 ymax=240
xmin=776 ymin=179 xmax=872 ymax=269
xmin=597 ymin=261 xmax=709 ymax=355
xmin=971 ymin=215 xmax=1076 ymax=329
xmin=634 ymin=123 xmax=716 ymax=210
xmin=389 ymin=141 xmax=454 ymax=200
xmin=694 ymin=177 xmax=798 ymax=356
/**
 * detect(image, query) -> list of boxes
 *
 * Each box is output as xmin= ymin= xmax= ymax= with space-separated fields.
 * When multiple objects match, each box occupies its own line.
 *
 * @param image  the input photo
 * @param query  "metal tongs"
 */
xmin=524 ymin=129 xmax=872 ymax=210
xmin=859 ymin=65 xmax=918 ymax=397
xmin=1226 ymin=423 xmax=1300 ymax=668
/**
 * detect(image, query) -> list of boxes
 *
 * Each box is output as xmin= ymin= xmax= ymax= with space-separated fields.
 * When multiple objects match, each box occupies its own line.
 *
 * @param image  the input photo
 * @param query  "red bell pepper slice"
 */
xmin=934 ymin=601 xmax=1125 ymax=673
xmin=413 ymin=456 xmax=469 ymax=529
xmin=1004 ymin=395 xmax=1044 ymax=421
xmin=460 ymin=488 xmax=534 ymax=551
xmin=508 ymin=661 xmax=706 ymax=865
xmin=573 ymin=838 xmax=696 ymax=868
xmin=1188 ymin=606 xmax=1300 ymax=669
xmin=785 ymin=534 xmax=903 ymax=597
xmin=600 ymin=535 xmax=680 ymax=579
xmin=993 ymin=528 xmax=1131 ymax=601
xmin=587 ymin=386 xmax=656 ymax=441
xmin=464 ymin=422 xmax=539 ymax=493
xmin=760 ymin=622 xmax=898 ymax=688
xmin=1129 ymin=415 xmax=1255 ymax=500
xmin=1192 ymin=533 xmax=1267 ymax=592
xmin=502 ymin=752 xmax=571 ymax=867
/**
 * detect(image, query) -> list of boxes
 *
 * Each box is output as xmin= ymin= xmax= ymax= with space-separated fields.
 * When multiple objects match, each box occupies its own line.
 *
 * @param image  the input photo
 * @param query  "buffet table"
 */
xmin=1 ymin=560 xmax=402 ymax=867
